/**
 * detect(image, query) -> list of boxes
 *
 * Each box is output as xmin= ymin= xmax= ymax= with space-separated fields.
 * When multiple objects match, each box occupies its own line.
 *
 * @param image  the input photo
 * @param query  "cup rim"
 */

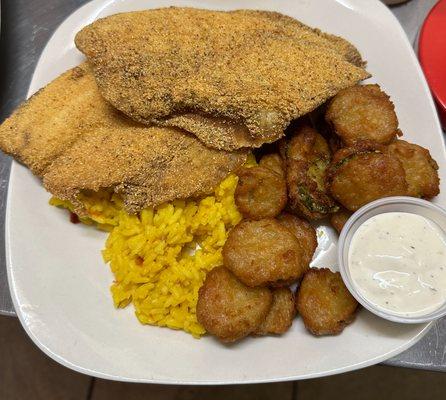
xmin=338 ymin=196 xmax=446 ymax=324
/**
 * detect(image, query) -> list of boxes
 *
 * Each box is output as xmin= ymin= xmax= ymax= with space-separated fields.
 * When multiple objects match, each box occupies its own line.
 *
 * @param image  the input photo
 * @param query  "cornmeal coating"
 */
xmin=0 ymin=64 xmax=247 ymax=214
xmin=75 ymin=8 xmax=369 ymax=150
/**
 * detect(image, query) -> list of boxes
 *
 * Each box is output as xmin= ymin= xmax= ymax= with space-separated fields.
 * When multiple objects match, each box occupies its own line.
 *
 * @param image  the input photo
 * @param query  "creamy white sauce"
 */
xmin=348 ymin=212 xmax=446 ymax=317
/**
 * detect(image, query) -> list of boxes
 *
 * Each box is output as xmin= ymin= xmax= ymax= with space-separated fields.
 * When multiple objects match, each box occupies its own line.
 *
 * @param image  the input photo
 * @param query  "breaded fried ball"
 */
xmin=235 ymin=166 xmax=287 ymax=220
xmin=254 ymin=287 xmax=296 ymax=335
xmin=277 ymin=213 xmax=317 ymax=267
xmin=296 ymin=268 xmax=358 ymax=336
xmin=197 ymin=267 xmax=272 ymax=343
xmin=284 ymin=124 xmax=338 ymax=220
xmin=223 ymin=219 xmax=305 ymax=287
xmin=330 ymin=208 xmax=352 ymax=234
xmin=259 ymin=153 xmax=285 ymax=177
xmin=326 ymin=84 xmax=399 ymax=146
xmin=387 ymin=140 xmax=440 ymax=199
xmin=328 ymin=142 xmax=408 ymax=211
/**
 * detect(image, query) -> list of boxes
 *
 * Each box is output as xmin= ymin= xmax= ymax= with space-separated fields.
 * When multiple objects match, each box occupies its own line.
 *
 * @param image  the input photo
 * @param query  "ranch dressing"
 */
xmin=348 ymin=212 xmax=446 ymax=317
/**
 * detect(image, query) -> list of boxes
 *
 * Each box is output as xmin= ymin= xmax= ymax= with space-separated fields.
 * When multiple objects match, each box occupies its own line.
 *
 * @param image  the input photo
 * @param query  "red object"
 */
xmin=419 ymin=0 xmax=446 ymax=129
xmin=69 ymin=212 xmax=80 ymax=224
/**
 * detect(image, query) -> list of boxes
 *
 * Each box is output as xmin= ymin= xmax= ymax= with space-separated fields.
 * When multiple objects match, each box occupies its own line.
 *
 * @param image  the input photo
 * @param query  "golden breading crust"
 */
xmin=254 ymin=287 xmax=296 ymax=335
xmin=329 ymin=208 xmax=352 ymax=234
xmin=223 ymin=219 xmax=305 ymax=287
xmin=328 ymin=142 xmax=408 ymax=211
xmin=386 ymin=140 xmax=440 ymax=199
xmin=196 ymin=267 xmax=272 ymax=342
xmin=0 ymin=66 xmax=96 ymax=176
xmin=283 ymin=124 xmax=338 ymax=220
xmin=259 ymin=153 xmax=286 ymax=177
xmin=0 ymin=64 xmax=247 ymax=215
xmin=325 ymin=84 xmax=399 ymax=146
xmin=296 ymin=268 xmax=358 ymax=336
xmin=277 ymin=213 xmax=317 ymax=267
xmin=75 ymin=8 xmax=370 ymax=151
xmin=235 ymin=166 xmax=287 ymax=220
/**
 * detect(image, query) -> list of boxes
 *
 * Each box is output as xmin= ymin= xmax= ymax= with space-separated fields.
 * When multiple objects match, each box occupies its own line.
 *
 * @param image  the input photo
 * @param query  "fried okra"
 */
xmin=328 ymin=142 xmax=408 ymax=211
xmin=254 ymin=287 xmax=296 ymax=335
xmin=329 ymin=207 xmax=352 ymax=234
xmin=223 ymin=219 xmax=305 ymax=287
xmin=387 ymin=140 xmax=440 ymax=199
xmin=235 ymin=165 xmax=287 ymax=220
xmin=325 ymin=84 xmax=399 ymax=146
xmin=296 ymin=268 xmax=358 ymax=336
xmin=197 ymin=267 xmax=272 ymax=343
xmin=277 ymin=213 xmax=317 ymax=267
xmin=283 ymin=124 xmax=338 ymax=220
xmin=259 ymin=153 xmax=285 ymax=177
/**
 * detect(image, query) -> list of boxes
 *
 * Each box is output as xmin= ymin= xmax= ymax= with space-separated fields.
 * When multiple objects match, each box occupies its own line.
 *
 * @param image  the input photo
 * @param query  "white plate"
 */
xmin=6 ymin=0 xmax=446 ymax=384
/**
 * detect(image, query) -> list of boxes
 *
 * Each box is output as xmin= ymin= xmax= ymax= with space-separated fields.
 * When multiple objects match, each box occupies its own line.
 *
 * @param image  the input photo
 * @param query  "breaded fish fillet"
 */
xmin=75 ymin=8 xmax=370 ymax=151
xmin=0 ymin=64 xmax=247 ymax=214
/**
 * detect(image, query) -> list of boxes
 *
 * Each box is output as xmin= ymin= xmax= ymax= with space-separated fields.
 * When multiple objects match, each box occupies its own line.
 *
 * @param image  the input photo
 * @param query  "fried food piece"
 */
xmin=223 ymin=219 xmax=305 ymax=287
xmin=277 ymin=213 xmax=317 ymax=267
xmin=235 ymin=166 xmax=287 ymax=220
xmin=254 ymin=287 xmax=296 ymax=335
xmin=0 ymin=64 xmax=247 ymax=215
xmin=325 ymin=84 xmax=399 ymax=146
xmin=259 ymin=153 xmax=285 ymax=177
xmin=75 ymin=8 xmax=369 ymax=150
xmin=283 ymin=124 xmax=338 ymax=219
xmin=387 ymin=140 xmax=440 ymax=199
xmin=196 ymin=267 xmax=272 ymax=343
xmin=328 ymin=142 xmax=408 ymax=211
xmin=296 ymin=268 xmax=358 ymax=336
xmin=327 ymin=133 xmax=343 ymax=154
xmin=330 ymin=208 xmax=352 ymax=234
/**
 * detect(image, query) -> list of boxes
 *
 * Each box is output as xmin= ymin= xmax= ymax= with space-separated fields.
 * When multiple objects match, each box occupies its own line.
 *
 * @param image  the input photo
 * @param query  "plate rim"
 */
xmin=5 ymin=0 xmax=441 ymax=383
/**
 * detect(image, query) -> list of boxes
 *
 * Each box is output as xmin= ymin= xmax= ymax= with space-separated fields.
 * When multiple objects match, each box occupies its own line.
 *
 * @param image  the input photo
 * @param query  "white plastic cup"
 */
xmin=338 ymin=196 xmax=446 ymax=323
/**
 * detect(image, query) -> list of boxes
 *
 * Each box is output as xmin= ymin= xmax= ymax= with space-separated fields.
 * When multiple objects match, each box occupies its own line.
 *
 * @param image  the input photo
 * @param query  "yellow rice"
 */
xmin=50 ymin=165 xmax=252 ymax=337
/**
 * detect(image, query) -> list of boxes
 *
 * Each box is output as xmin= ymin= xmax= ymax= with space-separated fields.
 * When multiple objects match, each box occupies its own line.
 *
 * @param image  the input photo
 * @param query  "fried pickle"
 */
xmin=277 ymin=213 xmax=317 ymax=267
xmin=329 ymin=208 xmax=352 ymax=234
xmin=296 ymin=268 xmax=358 ymax=336
xmin=254 ymin=287 xmax=296 ymax=335
xmin=328 ymin=142 xmax=408 ymax=211
xmin=283 ymin=124 xmax=338 ymax=220
xmin=325 ymin=84 xmax=399 ymax=146
xmin=387 ymin=140 xmax=440 ymax=199
xmin=223 ymin=219 xmax=305 ymax=287
xmin=235 ymin=166 xmax=287 ymax=220
xmin=197 ymin=267 xmax=272 ymax=342
xmin=259 ymin=153 xmax=285 ymax=177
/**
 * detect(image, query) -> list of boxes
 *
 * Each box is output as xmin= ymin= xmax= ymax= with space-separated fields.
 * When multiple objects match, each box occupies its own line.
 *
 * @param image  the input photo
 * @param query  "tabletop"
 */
xmin=0 ymin=0 xmax=445 ymax=373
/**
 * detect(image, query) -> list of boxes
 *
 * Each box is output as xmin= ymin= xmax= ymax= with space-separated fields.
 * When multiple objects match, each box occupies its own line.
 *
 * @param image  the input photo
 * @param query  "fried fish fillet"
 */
xmin=75 ymin=8 xmax=370 ymax=151
xmin=0 ymin=63 xmax=247 ymax=214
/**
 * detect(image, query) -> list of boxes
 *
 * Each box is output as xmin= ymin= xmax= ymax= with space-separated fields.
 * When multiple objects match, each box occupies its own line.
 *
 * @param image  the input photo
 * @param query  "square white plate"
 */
xmin=6 ymin=0 xmax=445 ymax=384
